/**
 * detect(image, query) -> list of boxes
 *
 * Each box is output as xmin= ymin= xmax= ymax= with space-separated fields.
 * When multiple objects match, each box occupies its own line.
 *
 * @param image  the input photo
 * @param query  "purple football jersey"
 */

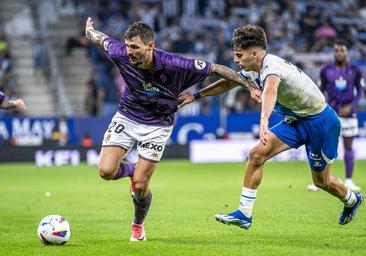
xmin=104 ymin=38 xmax=211 ymax=126
xmin=0 ymin=90 xmax=5 ymax=105
xmin=320 ymin=63 xmax=364 ymax=117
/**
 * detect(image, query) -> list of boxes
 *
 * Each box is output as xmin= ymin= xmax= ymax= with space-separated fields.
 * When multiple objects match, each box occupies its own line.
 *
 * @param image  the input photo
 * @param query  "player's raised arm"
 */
xmin=0 ymin=98 xmax=26 ymax=110
xmin=85 ymin=17 xmax=110 ymax=49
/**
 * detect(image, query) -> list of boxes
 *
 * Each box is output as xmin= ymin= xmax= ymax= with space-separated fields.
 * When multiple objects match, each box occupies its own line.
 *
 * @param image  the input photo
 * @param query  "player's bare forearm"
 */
xmin=209 ymin=63 xmax=252 ymax=90
xmin=200 ymin=79 xmax=238 ymax=98
xmin=85 ymin=17 xmax=110 ymax=48
xmin=86 ymin=28 xmax=109 ymax=48
xmin=0 ymin=100 xmax=16 ymax=109
xmin=261 ymin=76 xmax=279 ymax=120
xmin=0 ymin=99 xmax=25 ymax=110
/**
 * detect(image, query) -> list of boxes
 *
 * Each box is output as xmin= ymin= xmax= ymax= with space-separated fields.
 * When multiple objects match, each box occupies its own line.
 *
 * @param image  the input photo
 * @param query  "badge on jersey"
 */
xmin=194 ymin=60 xmax=207 ymax=70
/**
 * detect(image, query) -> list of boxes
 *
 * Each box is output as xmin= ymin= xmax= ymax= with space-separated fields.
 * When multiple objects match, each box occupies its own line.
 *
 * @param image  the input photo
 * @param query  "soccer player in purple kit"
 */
xmin=308 ymin=40 xmax=364 ymax=192
xmin=0 ymin=90 xmax=25 ymax=110
xmin=85 ymin=17 xmax=261 ymax=241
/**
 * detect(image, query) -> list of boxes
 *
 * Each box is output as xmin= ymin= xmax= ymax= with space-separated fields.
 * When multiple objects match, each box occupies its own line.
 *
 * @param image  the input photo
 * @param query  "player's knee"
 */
xmin=98 ymin=165 xmax=114 ymax=180
xmin=249 ymin=147 xmax=265 ymax=166
xmin=133 ymin=180 xmax=148 ymax=197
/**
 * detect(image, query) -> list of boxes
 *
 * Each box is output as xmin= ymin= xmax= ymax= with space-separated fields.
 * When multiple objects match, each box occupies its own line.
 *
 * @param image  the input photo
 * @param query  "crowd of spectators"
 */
xmin=64 ymin=0 xmax=366 ymax=116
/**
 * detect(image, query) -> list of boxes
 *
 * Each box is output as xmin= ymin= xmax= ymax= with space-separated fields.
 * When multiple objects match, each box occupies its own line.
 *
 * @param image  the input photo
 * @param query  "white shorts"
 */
xmin=102 ymin=112 xmax=173 ymax=162
xmin=339 ymin=117 xmax=358 ymax=137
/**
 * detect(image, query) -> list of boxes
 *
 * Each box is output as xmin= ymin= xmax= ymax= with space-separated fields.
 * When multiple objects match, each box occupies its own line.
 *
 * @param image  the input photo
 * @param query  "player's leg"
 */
xmin=98 ymin=146 xmax=127 ymax=180
xmin=311 ymin=163 xmax=347 ymax=198
xmin=130 ymin=158 xmax=157 ymax=241
xmin=99 ymin=112 xmax=136 ymax=180
xmin=311 ymin=163 xmax=363 ymax=225
xmin=343 ymin=136 xmax=361 ymax=191
xmin=130 ymin=124 xmax=173 ymax=241
xmin=340 ymin=117 xmax=360 ymax=191
xmin=308 ymin=108 xmax=362 ymax=225
xmin=215 ymin=130 xmax=291 ymax=229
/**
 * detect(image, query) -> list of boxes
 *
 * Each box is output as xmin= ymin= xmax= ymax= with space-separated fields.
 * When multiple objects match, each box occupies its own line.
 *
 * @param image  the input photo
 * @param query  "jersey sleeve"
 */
xmin=180 ymin=59 xmax=211 ymax=91
xmin=260 ymin=63 xmax=282 ymax=86
xmin=103 ymin=38 xmax=127 ymax=61
xmin=351 ymin=67 xmax=365 ymax=111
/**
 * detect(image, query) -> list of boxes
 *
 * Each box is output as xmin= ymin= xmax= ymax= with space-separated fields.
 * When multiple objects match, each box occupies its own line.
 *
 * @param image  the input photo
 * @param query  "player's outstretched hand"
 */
xmin=178 ymin=93 xmax=195 ymax=109
xmin=249 ymin=87 xmax=262 ymax=103
xmin=85 ymin=17 xmax=94 ymax=39
xmin=15 ymin=99 xmax=25 ymax=110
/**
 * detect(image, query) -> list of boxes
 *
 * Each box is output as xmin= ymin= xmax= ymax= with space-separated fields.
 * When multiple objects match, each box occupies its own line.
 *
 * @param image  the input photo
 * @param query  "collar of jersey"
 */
xmin=260 ymin=53 xmax=268 ymax=70
xmin=153 ymin=49 xmax=163 ymax=71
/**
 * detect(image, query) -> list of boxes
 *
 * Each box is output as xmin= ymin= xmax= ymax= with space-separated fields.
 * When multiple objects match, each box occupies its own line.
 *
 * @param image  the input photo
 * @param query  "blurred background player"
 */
xmin=180 ymin=25 xmax=363 ymax=229
xmin=308 ymin=40 xmax=365 ymax=192
xmin=85 ymin=17 xmax=260 ymax=241
xmin=0 ymin=89 xmax=25 ymax=110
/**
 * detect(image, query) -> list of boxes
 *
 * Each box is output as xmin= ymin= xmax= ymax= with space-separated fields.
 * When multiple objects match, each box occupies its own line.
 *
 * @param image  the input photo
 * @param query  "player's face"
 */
xmin=125 ymin=36 xmax=154 ymax=66
xmin=334 ymin=44 xmax=347 ymax=64
xmin=233 ymin=48 xmax=258 ymax=72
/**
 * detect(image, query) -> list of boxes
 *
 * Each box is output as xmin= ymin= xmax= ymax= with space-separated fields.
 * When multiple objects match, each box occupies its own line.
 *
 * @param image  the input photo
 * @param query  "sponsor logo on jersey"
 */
xmin=194 ymin=60 xmax=206 ymax=70
xmin=142 ymin=82 xmax=160 ymax=95
xmin=335 ymin=76 xmax=347 ymax=91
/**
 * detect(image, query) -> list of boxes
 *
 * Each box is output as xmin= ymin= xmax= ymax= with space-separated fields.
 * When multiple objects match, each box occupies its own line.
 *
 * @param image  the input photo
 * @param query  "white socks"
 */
xmin=238 ymin=187 xmax=257 ymax=217
xmin=343 ymin=189 xmax=357 ymax=207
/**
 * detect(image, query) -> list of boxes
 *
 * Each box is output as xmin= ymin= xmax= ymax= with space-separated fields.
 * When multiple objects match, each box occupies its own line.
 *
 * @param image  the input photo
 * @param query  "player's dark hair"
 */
xmin=231 ymin=25 xmax=267 ymax=51
xmin=334 ymin=39 xmax=348 ymax=48
xmin=124 ymin=21 xmax=155 ymax=44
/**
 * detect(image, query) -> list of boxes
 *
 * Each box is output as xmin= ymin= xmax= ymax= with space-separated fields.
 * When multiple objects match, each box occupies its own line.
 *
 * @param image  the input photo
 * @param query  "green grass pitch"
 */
xmin=0 ymin=160 xmax=365 ymax=256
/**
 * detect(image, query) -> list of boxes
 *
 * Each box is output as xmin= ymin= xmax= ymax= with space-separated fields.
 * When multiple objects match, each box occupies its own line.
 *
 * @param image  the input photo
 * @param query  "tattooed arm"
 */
xmin=178 ymin=64 xmax=262 ymax=108
xmin=209 ymin=63 xmax=253 ymax=91
xmin=85 ymin=17 xmax=110 ymax=50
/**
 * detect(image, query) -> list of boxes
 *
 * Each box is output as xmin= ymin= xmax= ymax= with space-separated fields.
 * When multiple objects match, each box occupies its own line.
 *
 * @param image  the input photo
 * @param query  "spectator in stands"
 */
xmin=85 ymin=70 xmax=102 ymax=116
xmin=75 ymin=0 xmax=366 ymax=116
xmin=32 ymin=36 xmax=47 ymax=80
xmin=65 ymin=28 xmax=88 ymax=56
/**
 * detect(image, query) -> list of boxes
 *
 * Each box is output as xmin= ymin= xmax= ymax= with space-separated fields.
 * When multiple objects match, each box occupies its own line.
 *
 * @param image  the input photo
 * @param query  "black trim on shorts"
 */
xmin=138 ymin=154 xmax=159 ymax=163
xmin=102 ymin=145 xmax=129 ymax=151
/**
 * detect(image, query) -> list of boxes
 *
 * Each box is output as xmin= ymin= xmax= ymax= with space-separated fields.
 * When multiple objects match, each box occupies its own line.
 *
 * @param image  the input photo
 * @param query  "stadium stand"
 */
xmin=0 ymin=0 xmax=57 ymax=116
xmin=1 ymin=0 xmax=366 ymax=116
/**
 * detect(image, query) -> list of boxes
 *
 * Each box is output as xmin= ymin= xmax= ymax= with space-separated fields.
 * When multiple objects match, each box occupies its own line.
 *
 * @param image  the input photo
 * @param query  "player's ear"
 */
xmin=252 ymin=49 xmax=257 ymax=57
xmin=147 ymin=41 xmax=155 ymax=50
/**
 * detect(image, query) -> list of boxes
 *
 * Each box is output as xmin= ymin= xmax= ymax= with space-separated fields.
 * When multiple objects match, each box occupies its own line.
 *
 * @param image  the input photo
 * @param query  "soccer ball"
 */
xmin=37 ymin=215 xmax=71 ymax=245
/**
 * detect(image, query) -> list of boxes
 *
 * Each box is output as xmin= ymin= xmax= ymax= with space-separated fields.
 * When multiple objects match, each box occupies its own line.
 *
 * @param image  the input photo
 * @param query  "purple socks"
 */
xmin=344 ymin=149 xmax=354 ymax=179
xmin=112 ymin=162 xmax=152 ymax=224
xmin=112 ymin=163 xmax=135 ymax=180
xmin=133 ymin=192 xmax=152 ymax=224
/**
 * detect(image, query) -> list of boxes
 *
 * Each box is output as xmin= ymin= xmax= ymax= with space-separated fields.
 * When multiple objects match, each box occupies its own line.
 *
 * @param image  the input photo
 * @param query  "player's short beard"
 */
xmin=132 ymin=49 xmax=148 ymax=67
xmin=335 ymin=59 xmax=346 ymax=66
